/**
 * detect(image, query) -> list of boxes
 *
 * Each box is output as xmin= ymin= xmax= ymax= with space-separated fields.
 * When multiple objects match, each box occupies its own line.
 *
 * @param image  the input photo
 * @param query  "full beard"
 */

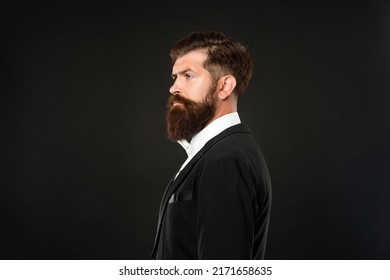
xmin=166 ymin=87 xmax=217 ymax=142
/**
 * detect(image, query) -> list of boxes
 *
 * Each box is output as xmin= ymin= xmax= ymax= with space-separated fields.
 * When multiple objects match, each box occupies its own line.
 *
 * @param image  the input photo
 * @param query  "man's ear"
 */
xmin=218 ymin=75 xmax=237 ymax=100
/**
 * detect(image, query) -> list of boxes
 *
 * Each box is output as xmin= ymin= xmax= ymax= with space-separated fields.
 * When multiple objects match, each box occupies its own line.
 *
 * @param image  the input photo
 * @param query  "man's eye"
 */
xmin=185 ymin=74 xmax=192 ymax=78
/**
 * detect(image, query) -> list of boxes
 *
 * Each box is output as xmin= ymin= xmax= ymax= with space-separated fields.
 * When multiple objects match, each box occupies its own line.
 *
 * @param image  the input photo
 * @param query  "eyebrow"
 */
xmin=172 ymin=68 xmax=194 ymax=79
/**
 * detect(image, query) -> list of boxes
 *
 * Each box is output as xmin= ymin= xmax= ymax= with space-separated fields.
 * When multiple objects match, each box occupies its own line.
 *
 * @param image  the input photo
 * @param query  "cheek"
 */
xmin=187 ymin=85 xmax=210 ymax=103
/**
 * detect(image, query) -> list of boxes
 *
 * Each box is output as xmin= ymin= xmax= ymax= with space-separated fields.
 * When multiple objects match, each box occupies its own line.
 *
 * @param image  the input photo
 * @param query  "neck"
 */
xmin=208 ymin=100 xmax=237 ymax=124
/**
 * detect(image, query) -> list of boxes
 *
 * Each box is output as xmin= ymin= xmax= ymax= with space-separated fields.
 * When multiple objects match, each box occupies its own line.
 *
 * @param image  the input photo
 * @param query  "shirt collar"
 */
xmin=178 ymin=112 xmax=241 ymax=158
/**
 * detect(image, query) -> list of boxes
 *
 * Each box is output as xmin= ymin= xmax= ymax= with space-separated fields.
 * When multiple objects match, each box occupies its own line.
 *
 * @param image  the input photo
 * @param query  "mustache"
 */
xmin=167 ymin=94 xmax=195 ymax=108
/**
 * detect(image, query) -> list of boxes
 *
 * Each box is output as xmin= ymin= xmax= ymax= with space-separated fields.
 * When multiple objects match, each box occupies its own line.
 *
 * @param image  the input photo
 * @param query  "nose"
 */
xmin=169 ymin=80 xmax=181 ymax=95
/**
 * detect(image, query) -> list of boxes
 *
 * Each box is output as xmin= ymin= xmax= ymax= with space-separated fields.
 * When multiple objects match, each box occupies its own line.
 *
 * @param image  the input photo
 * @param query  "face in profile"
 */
xmin=166 ymin=50 xmax=221 ymax=141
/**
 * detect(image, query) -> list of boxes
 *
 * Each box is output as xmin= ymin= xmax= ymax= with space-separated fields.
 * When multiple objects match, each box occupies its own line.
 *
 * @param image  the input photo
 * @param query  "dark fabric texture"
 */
xmin=152 ymin=123 xmax=272 ymax=260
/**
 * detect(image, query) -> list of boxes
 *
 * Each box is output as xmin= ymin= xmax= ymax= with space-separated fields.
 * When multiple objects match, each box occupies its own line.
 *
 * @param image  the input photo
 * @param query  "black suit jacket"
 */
xmin=152 ymin=123 xmax=272 ymax=259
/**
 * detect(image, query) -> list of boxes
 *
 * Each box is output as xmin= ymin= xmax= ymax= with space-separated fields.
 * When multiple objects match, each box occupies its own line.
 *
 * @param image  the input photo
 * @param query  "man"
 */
xmin=152 ymin=31 xmax=272 ymax=260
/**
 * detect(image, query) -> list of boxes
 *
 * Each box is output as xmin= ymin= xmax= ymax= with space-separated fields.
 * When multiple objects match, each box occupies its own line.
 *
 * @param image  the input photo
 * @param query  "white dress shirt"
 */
xmin=175 ymin=112 xmax=241 ymax=179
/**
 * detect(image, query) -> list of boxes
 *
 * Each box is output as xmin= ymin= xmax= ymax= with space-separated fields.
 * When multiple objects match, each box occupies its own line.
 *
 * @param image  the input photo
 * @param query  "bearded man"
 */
xmin=152 ymin=31 xmax=272 ymax=260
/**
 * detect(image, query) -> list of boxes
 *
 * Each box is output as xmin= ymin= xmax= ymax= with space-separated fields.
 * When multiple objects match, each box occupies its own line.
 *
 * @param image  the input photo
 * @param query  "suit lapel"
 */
xmin=169 ymin=123 xmax=251 ymax=193
xmin=151 ymin=123 xmax=251 ymax=258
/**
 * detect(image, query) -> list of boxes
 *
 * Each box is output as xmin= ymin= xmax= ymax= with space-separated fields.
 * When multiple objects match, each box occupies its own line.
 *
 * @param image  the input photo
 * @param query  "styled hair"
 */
xmin=170 ymin=31 xmax=254 ymax=97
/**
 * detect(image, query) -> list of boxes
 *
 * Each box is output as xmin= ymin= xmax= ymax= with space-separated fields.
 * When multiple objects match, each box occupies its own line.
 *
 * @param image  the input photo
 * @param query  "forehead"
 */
xmin=172 ymin=50 xmax=208 ymax=73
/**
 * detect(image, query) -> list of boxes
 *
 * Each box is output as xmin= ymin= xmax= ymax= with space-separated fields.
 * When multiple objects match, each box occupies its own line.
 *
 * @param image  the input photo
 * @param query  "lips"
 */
xmin=168 ymin=94 xmax=191 ymax=110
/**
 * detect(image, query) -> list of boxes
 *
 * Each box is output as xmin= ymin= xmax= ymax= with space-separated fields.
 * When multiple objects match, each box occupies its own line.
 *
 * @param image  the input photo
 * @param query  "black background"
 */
xmin=1 ymin=0 xmax=389 ymax=259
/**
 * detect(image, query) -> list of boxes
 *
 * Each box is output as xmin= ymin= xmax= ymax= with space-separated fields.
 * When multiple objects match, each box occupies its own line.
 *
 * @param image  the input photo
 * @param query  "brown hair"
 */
xmin=170 ymin=31 xmax=254 ymax=97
